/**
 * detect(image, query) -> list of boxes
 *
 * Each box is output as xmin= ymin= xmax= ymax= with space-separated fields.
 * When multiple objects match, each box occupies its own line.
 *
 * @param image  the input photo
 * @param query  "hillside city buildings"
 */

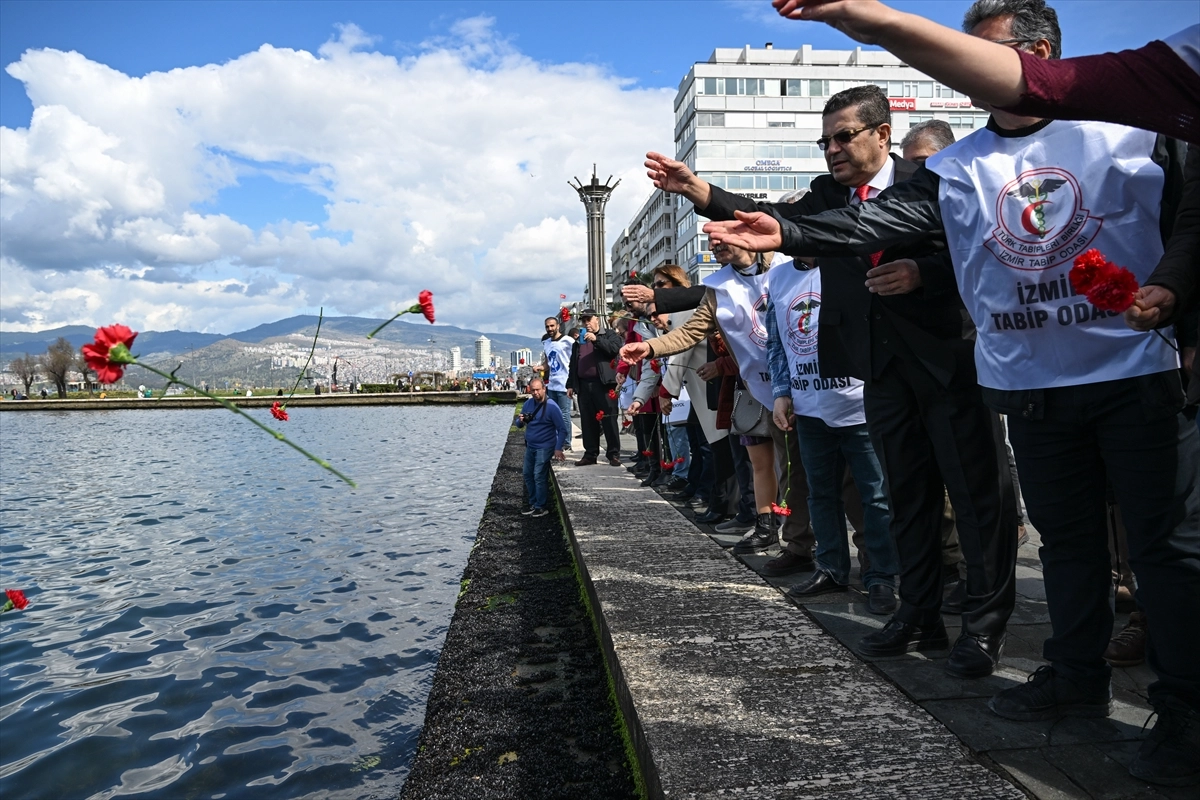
xmin=611 ymin=42 xmax=983 ymax=287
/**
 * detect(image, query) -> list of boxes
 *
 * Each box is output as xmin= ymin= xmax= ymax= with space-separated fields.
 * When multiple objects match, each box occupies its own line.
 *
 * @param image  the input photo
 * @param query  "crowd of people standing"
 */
xmin=518 ymin=0 xmax=1198 ymax=786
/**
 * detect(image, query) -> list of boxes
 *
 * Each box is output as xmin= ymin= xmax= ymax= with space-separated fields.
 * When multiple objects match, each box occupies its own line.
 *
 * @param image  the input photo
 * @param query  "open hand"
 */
xmin=645 ymin=151 xmax=710 ymax=206
xmin=772 ymin=0 xmax=894 ymax=44
xmin=622 ymin=283 xmax=654 ymax=304
xmin=620 ymin=342 xmax=651 ymax=364
xmin=703 ymin=210 xmax=783 ymax=253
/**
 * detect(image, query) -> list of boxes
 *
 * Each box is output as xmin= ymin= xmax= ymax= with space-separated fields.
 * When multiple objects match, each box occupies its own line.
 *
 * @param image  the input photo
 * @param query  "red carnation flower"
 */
xmin=595 ymin=411 xmax=605 ymax=421
xmin=649 ymin=359 xmax=661 ymax=373
xmin=2 ymin=588 xmax=28 ymax=613
xmin=770 ymin=502 xmax=793 ymax=517
xmin=418 ymin=290 xmax=435 ymax=323
xmin=81 ymin=324 xmax=138 ymax=384
xmin=674 ymin=456 xmax=685 ymax=465
xmin=621 ymin=418 xmax=632 ymax=429
xmin=270 ymin=402 xmax=289 ymax=421
xmin=1069 ymin=249 xmax=1109 ymax=294
xmin=560 ymin=307 xmax=571 ymax=322
xmin=1087 ymin=267 xmax=1140 ymax=312
xmin=641 ymin=449 xmax=653 ymax=457
xmin=660 ymin=460 xmax=674 ymax=470
xmin=1070 ymin=250 xmax=1140 ymax=313
xmin=608 ymin=389 xmax=617 ymax=400
xmin=519 ymin=358 xmax=525 ymax=365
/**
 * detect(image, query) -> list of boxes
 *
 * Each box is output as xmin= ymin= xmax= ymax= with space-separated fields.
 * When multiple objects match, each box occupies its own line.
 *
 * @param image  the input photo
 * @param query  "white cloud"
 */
xmin=0 ymin=17 xmax=672 ymax=336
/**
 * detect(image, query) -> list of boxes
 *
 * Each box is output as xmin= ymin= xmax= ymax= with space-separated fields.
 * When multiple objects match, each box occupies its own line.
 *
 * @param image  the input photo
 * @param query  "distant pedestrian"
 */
xmin=515 ymin=377 xmax=568 ymax=518
xmin=541 ymin=316 xmax=574 ymax=448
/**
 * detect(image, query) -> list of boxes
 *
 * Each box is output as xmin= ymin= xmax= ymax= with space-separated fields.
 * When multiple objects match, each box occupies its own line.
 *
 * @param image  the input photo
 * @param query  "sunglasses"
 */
xmin=816 ymin=123 xmax=880 ymax=151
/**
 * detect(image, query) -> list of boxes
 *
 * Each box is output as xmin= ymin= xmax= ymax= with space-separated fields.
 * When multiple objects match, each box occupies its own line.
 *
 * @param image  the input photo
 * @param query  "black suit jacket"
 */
xmin=701 ymin=155 xmax=969 ymax=387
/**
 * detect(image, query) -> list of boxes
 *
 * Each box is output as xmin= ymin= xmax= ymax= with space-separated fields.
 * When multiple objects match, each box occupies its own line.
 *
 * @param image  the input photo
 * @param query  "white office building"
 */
xmin=449 ymin=346 xmax=461 ymax=374
xmin=511 ymin=348 xmax=533 ymax=367
xmin=670 ymin=43 xmax=986 ymax=283
xmin=611 ymin=189 xmax=676 ymax=288
xmin=474 ymin=336 xmax=491 ymax=372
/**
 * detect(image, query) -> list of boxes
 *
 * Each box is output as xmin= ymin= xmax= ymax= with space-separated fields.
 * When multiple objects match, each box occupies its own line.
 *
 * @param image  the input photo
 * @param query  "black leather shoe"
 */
xmin=946 ymin=632 xmax=1006 ymax=678
xmin=786 ymin=570 xmax=846 ymax=598
xmin=857 ymin=617 xmax=949 ymax=657
xmin=574 ymin=456 xmax=597 ymax=466
xmin=694 ymin=511 xmax=727 ymax=525
xmin=607 ymin=456 xmax=623 ymax=467
xmin=732 ymin=516 xmax=778 ymax=554
xmin=640 ymin=473 xmax=661 ymax=486
xmin=760 ymin=550 xmax=814 ymax=577
xmin=867 ymin=584 xmax=898 ymax=616
xmin=988 ymin=665 xmax=1111 ymax=721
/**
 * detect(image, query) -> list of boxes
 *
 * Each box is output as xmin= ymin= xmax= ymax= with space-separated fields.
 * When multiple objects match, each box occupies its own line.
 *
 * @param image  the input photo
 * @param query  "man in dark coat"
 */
xmin=567 ymin=308 xmax=624 ymax=466
xmin=646 ymin=84 xmax=1015 ymax=678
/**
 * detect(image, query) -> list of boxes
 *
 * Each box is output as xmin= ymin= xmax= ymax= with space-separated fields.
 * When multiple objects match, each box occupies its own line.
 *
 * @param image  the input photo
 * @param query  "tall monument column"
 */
xmin=570 ymin=166 xmax=619 ymax=327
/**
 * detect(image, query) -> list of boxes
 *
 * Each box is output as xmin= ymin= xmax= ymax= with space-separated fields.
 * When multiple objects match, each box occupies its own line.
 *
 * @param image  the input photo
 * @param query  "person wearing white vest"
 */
xmin=765 ymin=260 xmax=900 ymax=616
xmin=703 ymin=1 xmax=1200 ymax=785
xmin=541 ymin=316 xmax=574 ymax=448
xmin=621 ymin=243 xmax=787 ymax=560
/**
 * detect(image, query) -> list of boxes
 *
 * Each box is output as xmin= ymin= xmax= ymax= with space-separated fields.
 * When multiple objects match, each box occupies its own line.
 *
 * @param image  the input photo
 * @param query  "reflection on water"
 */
xmin=0 ymin=404 xmax=511 ymax=799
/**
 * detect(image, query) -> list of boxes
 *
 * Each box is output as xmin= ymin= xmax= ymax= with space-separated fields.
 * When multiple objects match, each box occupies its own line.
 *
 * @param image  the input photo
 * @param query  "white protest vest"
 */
xmin=703 ymin=264 xmax=773 ymax=409
xmin=926 ymin=120 xmax=1177 ymax=390
xmin=542 ymin=336 xmax=572 ymax=392
xmin=665 ymin=382 xmax=691 ymax=425
xmin=767 ymin=263 xmax=866 ymax=427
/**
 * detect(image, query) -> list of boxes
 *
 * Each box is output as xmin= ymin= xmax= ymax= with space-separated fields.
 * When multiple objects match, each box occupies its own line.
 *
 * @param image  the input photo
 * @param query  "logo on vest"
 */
xmin=749 ymin=293 xmax=769 ymax=348
xmin=986 ymin=168 xmax=1102 ymax=271
xmin=785 ymin=290 xmax=821 ymax=357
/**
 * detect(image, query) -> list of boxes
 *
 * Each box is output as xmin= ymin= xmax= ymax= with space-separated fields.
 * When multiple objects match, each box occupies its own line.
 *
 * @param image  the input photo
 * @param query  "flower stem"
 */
xmin=366 ymin=306 xmax=418 ymax=339
xmin=285 ymin=308 xmax=323 ymax=404
xmin=135 ymin=362 xmax=356 ymax=487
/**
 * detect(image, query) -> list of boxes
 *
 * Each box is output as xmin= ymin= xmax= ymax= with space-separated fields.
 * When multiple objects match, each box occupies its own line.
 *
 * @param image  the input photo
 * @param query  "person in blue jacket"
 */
xmin=515 ymin=377 xmax=569 ymax=518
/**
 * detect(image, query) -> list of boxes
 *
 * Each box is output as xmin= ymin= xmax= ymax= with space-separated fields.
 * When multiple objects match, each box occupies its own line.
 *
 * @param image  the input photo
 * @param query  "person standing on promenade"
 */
xmin=567 ymin=309 xmax=624 ymax=467
xmin=515 ymin=377 xmax=568 ymax=519
xmin=541 ymin=316 xmax=574 ymax=449
xmin=648 ymin=83 xmax=1013 ymax=679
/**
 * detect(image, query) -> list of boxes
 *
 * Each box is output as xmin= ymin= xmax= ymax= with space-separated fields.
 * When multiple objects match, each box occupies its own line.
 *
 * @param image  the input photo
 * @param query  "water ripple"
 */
xmin=0 ymin=405 xmax=510 ymax=799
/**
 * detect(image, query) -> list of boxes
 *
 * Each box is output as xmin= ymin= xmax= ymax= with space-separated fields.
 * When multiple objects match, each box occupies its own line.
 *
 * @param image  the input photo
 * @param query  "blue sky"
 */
xmin=1 ymin=0 xmax=1196 ymax=335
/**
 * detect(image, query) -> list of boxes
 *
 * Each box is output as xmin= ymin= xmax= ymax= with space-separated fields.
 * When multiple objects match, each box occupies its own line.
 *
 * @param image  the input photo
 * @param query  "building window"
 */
xmin=948 ymin=112 xmax=989 ymax=128
xmin=767 ymin=121 xmax=795 ymax=128
xmin=707 ymin=172 xmax=822 ymax=191
xmin=697 ymin=112 xmax=725 ymax=127
xmin=909 ymin=113 xmax=934 ymax=124
xmin=700 ymin=77 xmax=767 ymax=96
xmin=695 ymin=141 xmax=822 ymax=160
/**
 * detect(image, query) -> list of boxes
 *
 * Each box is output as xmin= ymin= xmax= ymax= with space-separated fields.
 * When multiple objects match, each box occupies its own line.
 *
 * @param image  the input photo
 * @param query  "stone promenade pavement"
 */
xmin=553 ymin=431 xmax=1183 ymax=800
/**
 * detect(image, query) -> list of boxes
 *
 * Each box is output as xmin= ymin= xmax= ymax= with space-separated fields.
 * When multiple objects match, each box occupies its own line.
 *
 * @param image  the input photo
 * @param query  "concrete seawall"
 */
xmin=0 ymin=390 xmax=517 ymax=412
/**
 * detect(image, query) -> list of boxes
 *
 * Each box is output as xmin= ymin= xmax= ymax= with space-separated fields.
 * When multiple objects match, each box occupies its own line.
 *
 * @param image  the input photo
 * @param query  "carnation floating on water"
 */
xmin=2 ymin=589 xmax=29 ymax=614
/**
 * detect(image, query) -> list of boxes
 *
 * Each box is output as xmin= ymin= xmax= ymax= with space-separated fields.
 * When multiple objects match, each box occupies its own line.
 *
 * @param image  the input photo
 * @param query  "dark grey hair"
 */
xmin=900 ymin=120 xmax=956 ymax=154
xmin=962 ymin=0 xmax=1062 ymax=59
xmin=823 ymin=84 xmax=891 ymax=129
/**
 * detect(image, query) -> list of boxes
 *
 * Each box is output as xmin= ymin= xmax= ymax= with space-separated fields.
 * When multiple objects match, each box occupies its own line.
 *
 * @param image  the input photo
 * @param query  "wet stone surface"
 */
xmin=399 ymin=429 xmax=637 ymax=800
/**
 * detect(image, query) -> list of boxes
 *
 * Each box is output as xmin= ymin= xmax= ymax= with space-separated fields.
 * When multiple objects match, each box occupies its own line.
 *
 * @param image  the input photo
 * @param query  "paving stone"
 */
xmin=555 ymin=457 xmax=1024 ymax=799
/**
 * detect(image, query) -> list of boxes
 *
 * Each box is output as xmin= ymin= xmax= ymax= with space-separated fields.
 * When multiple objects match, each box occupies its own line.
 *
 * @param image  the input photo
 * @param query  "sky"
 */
xmin=2 ymin=0 xmax=1196 ymax=337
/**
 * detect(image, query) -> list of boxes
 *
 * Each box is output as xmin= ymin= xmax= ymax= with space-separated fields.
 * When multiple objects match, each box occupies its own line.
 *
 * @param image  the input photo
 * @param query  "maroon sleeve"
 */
xmin=1003 ymin=43 xmax=1200 ymax=144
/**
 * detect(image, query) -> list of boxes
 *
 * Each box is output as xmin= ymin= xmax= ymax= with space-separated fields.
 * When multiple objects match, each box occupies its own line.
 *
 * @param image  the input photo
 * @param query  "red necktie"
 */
xmin=855 ymin=184 xmax=883 ymax=267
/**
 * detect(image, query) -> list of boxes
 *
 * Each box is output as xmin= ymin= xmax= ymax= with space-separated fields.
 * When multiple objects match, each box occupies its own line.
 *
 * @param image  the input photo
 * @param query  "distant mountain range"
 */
xmin=0 ymin=316 xmax=542 ymax=359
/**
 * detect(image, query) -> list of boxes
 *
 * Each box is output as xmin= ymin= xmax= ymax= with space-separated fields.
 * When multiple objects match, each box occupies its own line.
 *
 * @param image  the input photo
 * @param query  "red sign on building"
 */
xmin=889 ymin=98 xmax=916 ymax=111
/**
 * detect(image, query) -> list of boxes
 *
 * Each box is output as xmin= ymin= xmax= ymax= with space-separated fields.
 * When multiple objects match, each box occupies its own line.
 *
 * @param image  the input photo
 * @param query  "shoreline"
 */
xmin=0 ymin=390 xmax=518 ymax=411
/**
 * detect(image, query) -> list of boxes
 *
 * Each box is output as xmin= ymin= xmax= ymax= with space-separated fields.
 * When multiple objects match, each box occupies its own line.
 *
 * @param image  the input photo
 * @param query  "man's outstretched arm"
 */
xmin=704 ymin=167 xmax=945 ymax=259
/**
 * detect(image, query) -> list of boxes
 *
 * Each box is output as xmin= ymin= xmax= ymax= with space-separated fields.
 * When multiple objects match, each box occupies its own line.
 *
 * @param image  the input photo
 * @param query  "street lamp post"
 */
xmin=570 ymin=165 xmax=619 ymax=328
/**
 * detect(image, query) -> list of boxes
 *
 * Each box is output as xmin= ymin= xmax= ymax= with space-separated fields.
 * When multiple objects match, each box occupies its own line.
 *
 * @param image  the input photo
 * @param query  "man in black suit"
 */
xmin=646 ymin=85 xmax=1014 ymax=677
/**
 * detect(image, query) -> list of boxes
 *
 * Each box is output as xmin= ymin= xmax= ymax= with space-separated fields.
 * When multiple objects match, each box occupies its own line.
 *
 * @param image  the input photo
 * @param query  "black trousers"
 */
xmin=998 ymin=373 xmax=1200 ymax=708
xmin=576 ymin=380 xmax=620 ymax=459
xmin=685 ymin=419 xmax=712 ymax=495
xmin=864 ymin=356 xmax=1015 ymax=637
xmin=708 ymin=435 xmax=740 ymax=516
xmin=730 ymin=435 xmax=755 ymax=519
